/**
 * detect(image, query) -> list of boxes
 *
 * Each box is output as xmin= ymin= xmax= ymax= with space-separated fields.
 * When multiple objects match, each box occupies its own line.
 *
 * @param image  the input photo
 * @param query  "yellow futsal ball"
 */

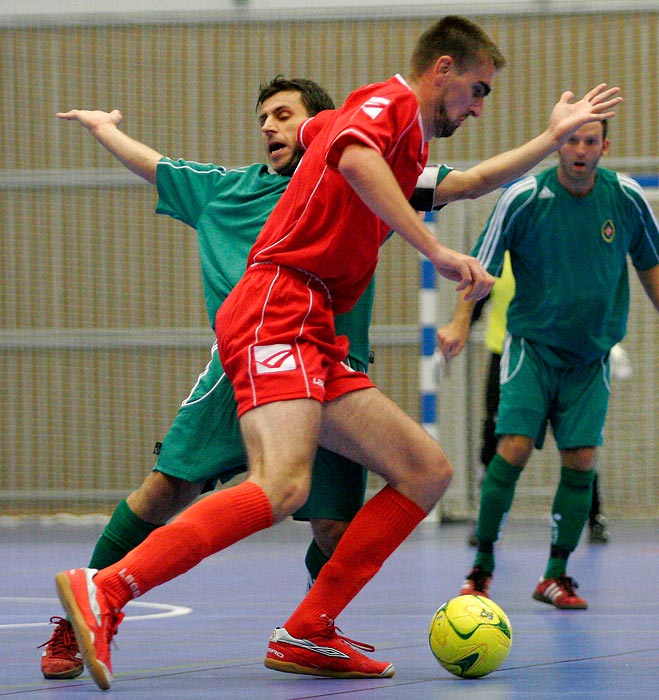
xmin=428 ymin=595 xmax=512 ymax=678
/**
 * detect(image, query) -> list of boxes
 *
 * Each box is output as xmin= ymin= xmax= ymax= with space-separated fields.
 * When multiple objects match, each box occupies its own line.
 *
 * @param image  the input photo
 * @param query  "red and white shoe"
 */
xmin=532 ymin=575 xmax=588 ymax=609
xmin=38 ymin=616 xmax=84 ymax=679
xmin=55 ymin=568 xmax=124 ymax=690
xmin=265 ymin=617 xmax=394 ymax=679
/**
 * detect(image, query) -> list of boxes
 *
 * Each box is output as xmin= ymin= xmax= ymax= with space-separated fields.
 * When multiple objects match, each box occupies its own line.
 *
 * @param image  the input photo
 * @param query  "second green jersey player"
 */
xmin=439 ymin=120 xmax=659 ymax=609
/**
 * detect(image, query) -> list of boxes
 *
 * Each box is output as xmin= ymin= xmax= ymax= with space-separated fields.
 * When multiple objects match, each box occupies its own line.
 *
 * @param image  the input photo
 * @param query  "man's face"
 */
xmin=431 ymin=58 xmax=495 ymax=138
xmin=557 ymin=122 xmax=609 ymax=185
xmin=258 ymin=90 xmax=310 ymax=175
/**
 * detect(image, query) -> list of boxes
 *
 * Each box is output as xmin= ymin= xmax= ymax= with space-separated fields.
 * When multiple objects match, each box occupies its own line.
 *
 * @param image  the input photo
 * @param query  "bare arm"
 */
xmin=337 ymin=143 xmax=493 ymax=301
xmin=637 ymin=264 xmax=659 ymax=313
xmin=436 ymin=290 xmax=478 ymax=360
xmin=433 ymin=83 xmax=622 ymax=205
xmin=56 ymin=109 xmax=162 ymax=185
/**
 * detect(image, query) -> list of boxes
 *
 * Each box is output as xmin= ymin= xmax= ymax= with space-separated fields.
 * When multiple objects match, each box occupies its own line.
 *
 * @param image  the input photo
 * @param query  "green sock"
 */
xmin=474 ymin=454 xmax=523 ymax=573
xmin=304 ymin=537 xmax=330 ymax=585
xmin=88 ymin=499 xmax=161 ymax=570
xmin=545 ymin=467 xmax=595 ymax=579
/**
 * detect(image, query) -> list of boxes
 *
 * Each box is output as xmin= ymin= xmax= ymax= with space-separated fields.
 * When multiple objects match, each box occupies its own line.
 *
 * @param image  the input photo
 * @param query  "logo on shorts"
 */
xmin=253 ymin=344 xmax=297 ymax=374
xmin=601 ymin=219 xmax=615 ymax=243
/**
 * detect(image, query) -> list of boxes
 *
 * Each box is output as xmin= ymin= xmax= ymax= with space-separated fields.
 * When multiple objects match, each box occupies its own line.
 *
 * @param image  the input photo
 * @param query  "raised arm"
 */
xmin=337 ymin=143 xmax=493 ymax=301
xmin=56 ymin=109 xmax=163 ymax=185
xmin=432 ymin=83 xmax=622 ymax=205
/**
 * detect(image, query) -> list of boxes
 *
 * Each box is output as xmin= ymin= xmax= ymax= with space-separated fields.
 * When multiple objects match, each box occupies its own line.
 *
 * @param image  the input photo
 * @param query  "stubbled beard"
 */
xmin=434 ymin=103 xmax=458 ymax=138
xmin=275 ymin=152 xmax=302 ymax=176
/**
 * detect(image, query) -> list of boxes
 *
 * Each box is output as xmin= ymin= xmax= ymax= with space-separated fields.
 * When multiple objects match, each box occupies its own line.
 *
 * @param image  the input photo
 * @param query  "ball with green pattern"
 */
xmin=429 ymin=594 xmax=512 ymax=678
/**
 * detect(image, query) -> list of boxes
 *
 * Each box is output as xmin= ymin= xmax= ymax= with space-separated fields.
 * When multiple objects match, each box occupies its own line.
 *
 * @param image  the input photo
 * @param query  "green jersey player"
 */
xmin=42 ymin=76 xmax=369 ymax=680
xmin=439 ymin=120 xmax=659 ymax=609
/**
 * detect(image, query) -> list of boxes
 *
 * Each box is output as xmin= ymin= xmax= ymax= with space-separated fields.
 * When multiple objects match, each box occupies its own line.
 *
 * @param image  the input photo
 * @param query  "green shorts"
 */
xmin=154 ymin=343 xmax=367 ymax=521
xmin=496 ymin=335 xmax=611 ymax=449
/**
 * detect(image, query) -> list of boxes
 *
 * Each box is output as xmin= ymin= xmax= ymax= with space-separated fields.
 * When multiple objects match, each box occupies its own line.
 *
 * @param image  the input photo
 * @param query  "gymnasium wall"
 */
xmin=1 ymin=8 xmax=657 ymax=518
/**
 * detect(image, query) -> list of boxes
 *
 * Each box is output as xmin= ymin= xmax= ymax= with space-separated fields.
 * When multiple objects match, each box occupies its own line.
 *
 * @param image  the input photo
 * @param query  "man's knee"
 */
xmin=127 ymin=472 xmax=204 ymax=524
xmin=310 ymin=518 xmax=350 ymax=556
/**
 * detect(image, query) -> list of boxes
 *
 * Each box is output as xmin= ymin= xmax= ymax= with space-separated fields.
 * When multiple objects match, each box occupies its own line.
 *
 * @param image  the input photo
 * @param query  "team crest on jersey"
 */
xmin=601 ymin=219 xmax=615 ymax=243
xmin=253 ymin=344 xmax=297 ymax=374
xmin=360 ymin=96 xmax=391 ymax=120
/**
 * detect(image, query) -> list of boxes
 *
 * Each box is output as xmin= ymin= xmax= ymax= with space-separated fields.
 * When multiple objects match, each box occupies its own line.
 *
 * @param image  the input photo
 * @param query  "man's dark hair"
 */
xmin=257 ymin=76 xmax=335 ymax=116
xmin=410 ymin=15 xmax=506 ymax=78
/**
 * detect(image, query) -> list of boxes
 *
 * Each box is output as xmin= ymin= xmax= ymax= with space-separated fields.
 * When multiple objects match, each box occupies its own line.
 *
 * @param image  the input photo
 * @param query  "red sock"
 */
xmin=284 ymin=485 xmax=426 ymax=638
xmin=96 ymin=481 xmax=273 ymax=609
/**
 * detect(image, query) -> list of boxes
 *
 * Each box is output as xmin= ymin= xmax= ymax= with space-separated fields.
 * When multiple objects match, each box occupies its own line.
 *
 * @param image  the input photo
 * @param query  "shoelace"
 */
xmin=320 ymin=614 xmax=376 ymax=653
xmin=556 ymin=575 xmax=579 ymax=596
xmin=103 ymin=610 xmax=125 ymax=646
xmin=37 ymin=617 xmax=77 ymax=657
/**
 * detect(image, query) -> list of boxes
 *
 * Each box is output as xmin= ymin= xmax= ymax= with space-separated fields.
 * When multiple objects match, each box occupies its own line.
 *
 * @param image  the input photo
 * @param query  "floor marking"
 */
xmin=0 ymin=597 xmax=192 ymax=630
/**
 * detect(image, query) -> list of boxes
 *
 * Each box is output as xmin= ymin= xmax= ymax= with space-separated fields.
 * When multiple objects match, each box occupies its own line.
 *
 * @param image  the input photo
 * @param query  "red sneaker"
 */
xmin=265 ymin=617 xmax=394 ymax=679
xmin=55 ymin=568 xmax=124 ymax=690
xmin=38 ymin=616 xmax=84 ymax=679
xmin=459 ymin=565 xmax=492 ymax=597
xmin=532 ymin=575 xmax=588 ymax=609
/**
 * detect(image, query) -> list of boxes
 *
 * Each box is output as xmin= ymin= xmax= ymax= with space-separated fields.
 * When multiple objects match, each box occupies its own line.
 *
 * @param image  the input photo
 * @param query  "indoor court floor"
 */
xmin=1 ymin=516 xmax=657 ymax=699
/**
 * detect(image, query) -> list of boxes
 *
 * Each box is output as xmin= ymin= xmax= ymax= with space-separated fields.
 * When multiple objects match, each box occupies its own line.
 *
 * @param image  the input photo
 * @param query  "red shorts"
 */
xmin=216 ymin=264 xmax=374 ymax=417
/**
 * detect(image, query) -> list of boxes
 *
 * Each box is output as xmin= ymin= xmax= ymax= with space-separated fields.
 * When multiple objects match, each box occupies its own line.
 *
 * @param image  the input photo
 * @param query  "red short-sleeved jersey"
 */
xmin=249 ymin=74 xmax=428 ymax=314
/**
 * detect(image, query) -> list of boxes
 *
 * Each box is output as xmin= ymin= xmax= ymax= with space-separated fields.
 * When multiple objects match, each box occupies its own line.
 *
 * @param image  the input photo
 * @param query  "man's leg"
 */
xmin=461 ymin=434 xmax=531 ymax=597
xmin=468 ymin=352 xmax=502 ymax=546
xmin=42 ymin=344 xmax=237 ymax=680
xmin=277 ymin=388 xmax=450 ymax=638
xmin=263 ymin=387 xmax=449 ymax=678
xmin=55 ymin=398 xmax=322 ymax=688
xmin=533 ymin=356 xmax=610 ymax=609
xmin=40 ymin=471 xmax=204 ymax=680
xmin=295 ymin=446 xmax=367 ymax=587
xmin=532 ymin=447 xmax=594 ymax=610
xmin=90 ymin=472 xmax=205 ymax=569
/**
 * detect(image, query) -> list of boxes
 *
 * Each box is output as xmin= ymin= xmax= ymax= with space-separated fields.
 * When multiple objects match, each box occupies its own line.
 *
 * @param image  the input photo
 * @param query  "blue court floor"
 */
xmin=1 ymin=517 xmax=657 ymax=699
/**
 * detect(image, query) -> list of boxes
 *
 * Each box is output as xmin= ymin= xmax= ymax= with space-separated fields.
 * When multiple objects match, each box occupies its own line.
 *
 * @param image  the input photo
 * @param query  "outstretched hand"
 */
xmin=431 ymin=247 xmax=494 ymax=301
xmin=56 ymin=108 xmax=123 ymax=132
xmin=549 ymin=84 xmax=622 ymax=145
xmin=55 ymin=108 xmax=161 ymax=185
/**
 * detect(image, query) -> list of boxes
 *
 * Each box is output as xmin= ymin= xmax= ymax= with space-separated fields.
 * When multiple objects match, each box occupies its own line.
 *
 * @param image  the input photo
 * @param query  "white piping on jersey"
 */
xmin=181 ymin=341 xmax=227 ymax=406
xmin=499 ymin=333 xmax=525 ymax=386
xmin=601 ymin=354 xmax=611 ymax=394
xmin=617 ymin=172 xmax=659 ymax=264
xmin=477 ymin=177 xmax=538 ymax=274
xmin=157 ymin=160 xmax=256 ymax=177
xmin=249 ymin=266 xmax=280 ymax=404
xmin=298 ymin=118 xmax=313 ymax=151
xmin=393 ymin=73 xmax=426 ymax=143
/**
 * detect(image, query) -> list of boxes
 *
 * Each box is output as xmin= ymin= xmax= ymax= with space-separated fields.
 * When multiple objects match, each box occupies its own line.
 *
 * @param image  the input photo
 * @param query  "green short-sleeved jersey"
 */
xmin=473 ymin=167 xmax=659 ymax=365
xmin=156 ymin=158 xmax=372 ymax=370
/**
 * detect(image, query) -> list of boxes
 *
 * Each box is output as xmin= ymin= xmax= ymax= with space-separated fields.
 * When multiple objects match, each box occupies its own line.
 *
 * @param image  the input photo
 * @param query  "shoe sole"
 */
xmin=42 ymin=665 xmax=84 ymax=680
xmin=264 ymin=657 xmax=395 ymax=679
xmin=532 ymin=592 xmax=588 ymax=610
xmin=55 ymin=573 xmax=113 ymax=690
